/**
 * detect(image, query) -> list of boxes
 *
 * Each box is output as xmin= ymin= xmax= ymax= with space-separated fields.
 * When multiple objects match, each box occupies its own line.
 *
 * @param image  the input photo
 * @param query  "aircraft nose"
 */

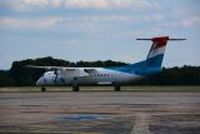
xmin=36 ymin=77 xmax=45 ymax=86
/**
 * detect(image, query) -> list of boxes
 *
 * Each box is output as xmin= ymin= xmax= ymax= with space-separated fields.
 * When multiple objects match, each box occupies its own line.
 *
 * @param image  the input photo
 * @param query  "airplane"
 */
xmin=27 ymin=36 xmax=185 ymax=91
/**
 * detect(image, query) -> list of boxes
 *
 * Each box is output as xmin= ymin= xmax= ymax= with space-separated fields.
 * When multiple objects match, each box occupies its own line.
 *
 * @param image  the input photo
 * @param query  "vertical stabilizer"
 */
xmin=137 ymin=36 xmax=186 ymax=68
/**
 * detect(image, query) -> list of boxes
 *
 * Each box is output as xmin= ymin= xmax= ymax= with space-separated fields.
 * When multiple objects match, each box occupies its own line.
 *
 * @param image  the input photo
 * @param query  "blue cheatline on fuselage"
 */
xmin=108 ymin=54 xmax=164 ymax=76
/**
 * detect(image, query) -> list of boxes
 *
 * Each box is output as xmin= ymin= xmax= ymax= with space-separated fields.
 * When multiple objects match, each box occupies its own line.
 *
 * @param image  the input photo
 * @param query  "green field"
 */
xmin=0 ymin=86 xmax=199 ymax=92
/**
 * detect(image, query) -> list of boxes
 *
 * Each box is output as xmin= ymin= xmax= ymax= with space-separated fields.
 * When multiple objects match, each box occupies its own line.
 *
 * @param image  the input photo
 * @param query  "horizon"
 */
xmin=1 ymin=0 xmax=200 ymax=69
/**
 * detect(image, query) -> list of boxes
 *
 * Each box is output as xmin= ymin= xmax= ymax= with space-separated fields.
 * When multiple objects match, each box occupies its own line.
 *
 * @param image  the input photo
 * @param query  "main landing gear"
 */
xmin=113 ymin=82 xmax=121 ymax=91
xmin=41 ymin=87 xmax=46 ymax=92
xmin=40 ymin=82 xmax=121 ymax=92
xmin=72 ymin=78 xmax=79 ymax=92
xmin=72 ymin=84 xmax=79 ymax=92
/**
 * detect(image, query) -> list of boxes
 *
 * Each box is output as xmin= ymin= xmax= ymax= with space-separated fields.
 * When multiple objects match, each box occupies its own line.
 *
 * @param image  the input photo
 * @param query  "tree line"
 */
xmin=0 ymin=57 xmax=199 ymax=86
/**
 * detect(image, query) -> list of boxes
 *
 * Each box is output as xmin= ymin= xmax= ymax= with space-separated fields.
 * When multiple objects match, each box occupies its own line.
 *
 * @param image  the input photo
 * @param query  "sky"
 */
xmin=0 ymin=0 xmax=200 ymax=69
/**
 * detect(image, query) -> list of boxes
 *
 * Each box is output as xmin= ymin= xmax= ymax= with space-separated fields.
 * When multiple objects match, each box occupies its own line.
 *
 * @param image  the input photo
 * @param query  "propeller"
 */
xmin=53 ymin=69 xmax=59 ymax=84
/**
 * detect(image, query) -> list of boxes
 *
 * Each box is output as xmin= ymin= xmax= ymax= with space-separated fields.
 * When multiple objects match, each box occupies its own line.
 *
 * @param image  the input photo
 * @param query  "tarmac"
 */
xmin=0 ymin=91 xmax=200 ymax=134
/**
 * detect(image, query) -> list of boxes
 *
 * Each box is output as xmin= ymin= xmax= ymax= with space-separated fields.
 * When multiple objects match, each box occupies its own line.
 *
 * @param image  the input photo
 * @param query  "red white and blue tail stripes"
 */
xmin=110 ymin=36 xmax=185 ymax=75
xmin=147 ymin=36 xmax=168 ymax=59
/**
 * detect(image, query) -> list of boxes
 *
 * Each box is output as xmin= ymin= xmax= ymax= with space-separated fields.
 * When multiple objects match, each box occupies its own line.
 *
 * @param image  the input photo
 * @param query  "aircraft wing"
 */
xmin=26 ymin=65 xmax=76 ymax=70
xmin=26 ymin=65 xmax=99 ymax=78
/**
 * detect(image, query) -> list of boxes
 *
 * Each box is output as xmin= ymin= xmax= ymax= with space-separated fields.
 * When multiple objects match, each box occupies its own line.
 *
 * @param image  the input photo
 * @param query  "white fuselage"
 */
xmin=36 ymin=68 xmax=142 ymax=86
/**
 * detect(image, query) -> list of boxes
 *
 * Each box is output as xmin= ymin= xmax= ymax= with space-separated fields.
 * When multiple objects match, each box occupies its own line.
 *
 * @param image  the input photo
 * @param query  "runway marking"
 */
xmin=131 ymin=113 xmax=152 ymax=134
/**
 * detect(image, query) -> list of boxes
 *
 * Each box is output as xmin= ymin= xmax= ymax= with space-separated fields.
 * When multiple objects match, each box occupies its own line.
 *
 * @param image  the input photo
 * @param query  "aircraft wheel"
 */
xmin=73 ymin=78 xmax=79 ymax=92
xmin=113 ymin=83 xmax=120 ymax=91
xmin=72 ymin=85 xmax=79 ymax=92
xmin=41 ymin=87 xmax=46 ymax=92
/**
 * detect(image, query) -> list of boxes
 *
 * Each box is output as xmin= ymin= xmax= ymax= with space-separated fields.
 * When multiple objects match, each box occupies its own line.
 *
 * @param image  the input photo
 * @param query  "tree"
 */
xmin=0 ymin=57 xmax=200 ymax=86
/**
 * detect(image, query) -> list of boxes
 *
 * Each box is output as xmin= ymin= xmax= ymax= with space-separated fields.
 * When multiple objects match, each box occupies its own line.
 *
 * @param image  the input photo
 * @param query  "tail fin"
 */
xmin=137 ymin=36 xmax=186 ymax=68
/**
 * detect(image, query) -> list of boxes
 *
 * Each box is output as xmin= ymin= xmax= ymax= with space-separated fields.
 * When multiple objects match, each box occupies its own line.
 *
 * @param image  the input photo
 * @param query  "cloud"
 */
xmin=181 ymin=16 xmax=200 ymax=27
xmin=0 ymin=15 xmax=131 ymax=30
xmin=156 ymin=15 xmax=200 ymax=30
xmin=68 ymin=0 xmax=157 ymax=10
xmin=63 ymin=15 xmax=133 ymax=34
xmin=21 ymin=0 xmax=49 ymax=7
xmin=0 ymin=0 xmax=58 ymax=11
xmin=64 ymin=15 xmax=131 ymax=23
xmin=65 ymin=0 xmax=153 ymax=9
xmin=65 ymin=0 xmax=108 ymax=8
xmin=1 ymin=0 xmax=154 ymax=10
xmin=62 ymin=39 xmax=80 ymax=45
xmin=0 ymin=17 xmax=63 ymax=29
xmin=143 ymin=14 xmax=164 ymax=22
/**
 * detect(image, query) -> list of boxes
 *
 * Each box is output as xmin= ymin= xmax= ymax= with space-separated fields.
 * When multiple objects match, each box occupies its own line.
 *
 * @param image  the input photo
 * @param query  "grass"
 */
xmin=0 ymin=86 xmax=199 ymax=92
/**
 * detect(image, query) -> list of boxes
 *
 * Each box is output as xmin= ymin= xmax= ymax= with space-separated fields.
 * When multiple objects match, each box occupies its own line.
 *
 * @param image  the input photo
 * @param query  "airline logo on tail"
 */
xmin=147 ymin=37 xmax=168 ymax=59
xmin=136 ymin=36 xmax=186 ymax=68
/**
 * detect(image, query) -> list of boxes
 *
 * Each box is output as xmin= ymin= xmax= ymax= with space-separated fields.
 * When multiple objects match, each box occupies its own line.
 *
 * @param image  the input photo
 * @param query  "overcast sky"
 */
xmin=0 ymin=0 xmax=200 ymax=69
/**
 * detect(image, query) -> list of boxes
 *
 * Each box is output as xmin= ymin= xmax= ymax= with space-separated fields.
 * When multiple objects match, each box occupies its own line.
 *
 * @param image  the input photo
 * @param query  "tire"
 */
xmin=72 ymin=84 xmax=79 ymax=92
xmin=72 ymin=78 xmax=79 ymax=92
xmin=113 ymin=82 xmax=120 ymax=91
xmin=41 ymin=87 xmax=46 ymax=92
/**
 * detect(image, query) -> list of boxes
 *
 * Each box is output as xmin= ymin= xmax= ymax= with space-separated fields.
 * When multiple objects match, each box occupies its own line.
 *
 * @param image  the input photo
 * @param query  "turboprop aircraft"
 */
xmin=28 ymin=36 xmax=185 ymax=91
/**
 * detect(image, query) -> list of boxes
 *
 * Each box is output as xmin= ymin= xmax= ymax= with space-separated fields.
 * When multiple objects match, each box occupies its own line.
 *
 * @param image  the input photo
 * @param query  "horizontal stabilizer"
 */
xmin=136 ymin=36 xmax=186 ymax=41
xmin=167 ymin=38 xmax=186 ymax=41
